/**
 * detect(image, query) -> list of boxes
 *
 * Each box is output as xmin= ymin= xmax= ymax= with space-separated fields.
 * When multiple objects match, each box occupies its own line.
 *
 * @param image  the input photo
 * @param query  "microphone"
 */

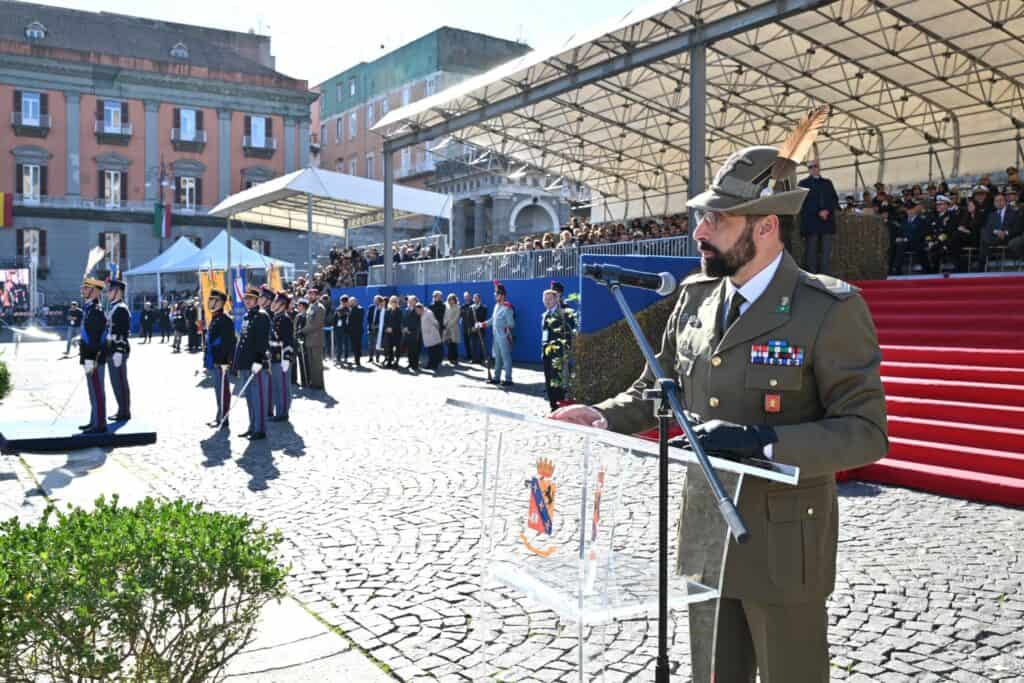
xmin=582 ymin=263 xmax=678 ymax=296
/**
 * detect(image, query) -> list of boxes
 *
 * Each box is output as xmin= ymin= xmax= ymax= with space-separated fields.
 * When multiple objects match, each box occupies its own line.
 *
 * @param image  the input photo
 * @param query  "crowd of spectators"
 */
xmin=835 ymin=168 xmax=1024 ymax=273
xmin=495 ymin=214 xmax=690 ymax=255
xmin=314 ymin=241 xmax=443 ymax=288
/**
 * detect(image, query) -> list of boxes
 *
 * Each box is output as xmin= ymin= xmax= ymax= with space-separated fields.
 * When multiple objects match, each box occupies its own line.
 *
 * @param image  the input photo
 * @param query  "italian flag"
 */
xmin=0 ymin=192 xmax=12 ymax=228
xmin=153 ymin=202 xmax=171 ymax=238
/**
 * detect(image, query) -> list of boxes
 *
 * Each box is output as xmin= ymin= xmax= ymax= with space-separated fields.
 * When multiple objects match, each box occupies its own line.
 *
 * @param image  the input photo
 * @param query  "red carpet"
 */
xmin=847 ymin=276 xmax=1024 ymax=506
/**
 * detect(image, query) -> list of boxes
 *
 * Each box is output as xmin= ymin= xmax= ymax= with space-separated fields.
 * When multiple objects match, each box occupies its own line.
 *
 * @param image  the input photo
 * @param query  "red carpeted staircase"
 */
xmin=849 ymin=276 xmax=1024 ymax=507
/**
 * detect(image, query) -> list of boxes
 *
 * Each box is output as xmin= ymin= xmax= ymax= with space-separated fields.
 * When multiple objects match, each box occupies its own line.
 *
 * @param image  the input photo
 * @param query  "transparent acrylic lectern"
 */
xmin=450 ymin=398 xmax=800 ymax=681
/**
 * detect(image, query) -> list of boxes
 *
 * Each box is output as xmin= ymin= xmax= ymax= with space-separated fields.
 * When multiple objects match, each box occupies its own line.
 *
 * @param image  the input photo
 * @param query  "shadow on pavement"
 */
xmin=236 ymin=440 xmax=279 ymax=492
xmin=293 ymin=387 xmax=338 ymax=409
xmin=200 ymin=428 xmax=232 ymax=468
xmin=272 ymin=421 xmax=307 ymax=459
xmin=837 ymin=481 xmax=884 ymax=498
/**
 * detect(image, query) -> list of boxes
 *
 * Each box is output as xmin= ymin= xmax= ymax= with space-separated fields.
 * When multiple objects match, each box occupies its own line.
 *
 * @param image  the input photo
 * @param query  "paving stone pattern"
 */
xmin=2 ymin=341 xmax=1023 ymax=682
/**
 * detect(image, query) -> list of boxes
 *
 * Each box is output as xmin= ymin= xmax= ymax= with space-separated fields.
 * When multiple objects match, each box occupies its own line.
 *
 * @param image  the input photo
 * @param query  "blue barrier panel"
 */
xmin=579 ymin=255 xmax=700 ymax=334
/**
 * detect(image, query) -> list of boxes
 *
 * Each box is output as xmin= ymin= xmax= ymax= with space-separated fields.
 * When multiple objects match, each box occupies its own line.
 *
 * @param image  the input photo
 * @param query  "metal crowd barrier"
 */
xmin=367 ymin=236 xmax=692 ymax=286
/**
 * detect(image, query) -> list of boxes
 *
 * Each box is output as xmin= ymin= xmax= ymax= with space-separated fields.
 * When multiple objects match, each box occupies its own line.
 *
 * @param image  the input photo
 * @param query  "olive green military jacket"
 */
xmin=595 ymin=251 xmax=888 ymax=605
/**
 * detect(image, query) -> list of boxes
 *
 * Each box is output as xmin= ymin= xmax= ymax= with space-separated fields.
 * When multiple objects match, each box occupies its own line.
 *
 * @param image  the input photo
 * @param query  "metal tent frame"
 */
xmin=371 ymin=0 xmax=1024 ymax=283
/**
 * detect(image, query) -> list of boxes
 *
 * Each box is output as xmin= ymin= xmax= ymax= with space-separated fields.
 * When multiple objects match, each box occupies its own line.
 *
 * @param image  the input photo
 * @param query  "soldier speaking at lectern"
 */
xmin=552 ymin=108 xmax=888 ymax=682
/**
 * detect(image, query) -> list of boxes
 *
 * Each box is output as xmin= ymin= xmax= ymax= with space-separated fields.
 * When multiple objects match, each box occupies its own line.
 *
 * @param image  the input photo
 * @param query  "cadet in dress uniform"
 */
xmin=269 ymin=292 xmax=294 ymax=421
xmin=553 ymin=143 xmax=888 ymax=683
xmin=294 ymin=298 xmax=309 ymax=387
xmin=234 ymin=286 xmax=271 ymax=440
xmin=105 ymin=279 xmax=132 ymax=422
xmin=541 ymin=282 xmax=577 ymax=411
xmin=477 ymin=282 xmax=515 ymax=385
xmin=258 ymin=285 xmax=276 ymax=417
xmin=78 ymin=277 xmax=108 ymax=434
xmin=204 ymin=289 xmax=236 ymax=429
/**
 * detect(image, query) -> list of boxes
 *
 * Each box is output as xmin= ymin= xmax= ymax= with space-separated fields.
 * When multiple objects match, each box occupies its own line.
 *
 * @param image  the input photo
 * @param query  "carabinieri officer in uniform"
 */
xmin=269 ymin=291 xmax=294 ymax=422
xmin=234 ymin=285 xmax=270 ymax=440
xmin=78 ymin=276 xmax=108 ymax=434
xmin=204 ymin=289 xmax=236 ymax=429
xmin=105 ymin=278 xmax=131 ymax=422
xmin=553 ymin=143 xmax=888 ymax=683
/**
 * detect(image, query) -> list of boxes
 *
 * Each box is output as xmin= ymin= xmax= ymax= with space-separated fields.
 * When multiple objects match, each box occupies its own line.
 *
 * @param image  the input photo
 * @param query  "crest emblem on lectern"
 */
xmin=521 ymin=457 xmax=557 ymax=557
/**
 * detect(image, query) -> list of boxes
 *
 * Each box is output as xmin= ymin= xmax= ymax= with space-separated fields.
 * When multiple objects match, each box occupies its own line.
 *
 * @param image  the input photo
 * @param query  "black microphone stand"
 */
xmin=589 ymin=268 xmax=749 ymax=683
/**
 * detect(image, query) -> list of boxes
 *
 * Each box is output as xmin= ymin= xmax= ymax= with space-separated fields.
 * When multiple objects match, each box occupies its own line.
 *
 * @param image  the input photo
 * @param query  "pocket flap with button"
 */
xmin=745 ymin=364 xmax=802 ymax=391
xmin=766 ymin=492 xmax=799 ymax=522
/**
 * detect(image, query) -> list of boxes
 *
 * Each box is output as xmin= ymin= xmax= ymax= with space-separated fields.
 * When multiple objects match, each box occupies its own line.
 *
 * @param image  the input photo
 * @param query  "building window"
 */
xmin=402 ymin=87 xmax=411 ymax=106
xmin=400 ymin=147 xmax=410 ymax=174
xmin=25 ymin=21 xmax=46 ymax=41
xmin=349 ymin=78 xmax=356 ymax=97
xmin=366 ymin=103 xmax=374 ymax=128
xmin=248 ymin=239 xmax=269 ymax=255
xmin=365 ymin=154 xmax=374 ymax=179
xmin=426 ymin=77 xmax=437 ymax=96
xmin=335 ymin=159 xmax=345 ymax=173
xmin=251 ymin=116 xmax=266 ymax=147
xmin=336 ymin=118 xmax=342 ymax=143
xmin=381 ymin=98 xmax=389 ymax=115
xmin=336 ymin=83 xmax=343 ymax=103
xmin=101 ymin=231 xmax=125 ymax=265
xmin=21 ymin=164 xmax=41 ymax=201
xmin=17 ymin=227 xmax=46 ymax=258
xmin=179 ymin=108 xmax=197 ymax=141
xmin=103 ymin=100 xmax=123 ymax=134
xmin=21 ymin=92 xmax=40 ymax=126
xmin=178 ymin=176 xmax=197 ymax=209
xmin=348 ymin=112 xmax=357 ymax=140
xmin=104 ymin=170 xmax=122 ymax=208
xmin=348 ymin=158 xmax=357 ymax=176
xmin=170 ymin=42 xmax=189 ymax=59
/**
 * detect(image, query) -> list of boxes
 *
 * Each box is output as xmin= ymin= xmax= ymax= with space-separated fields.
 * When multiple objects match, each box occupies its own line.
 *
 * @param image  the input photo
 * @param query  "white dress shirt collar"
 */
xmin=723 ymin=250 xmax=784 ymax=317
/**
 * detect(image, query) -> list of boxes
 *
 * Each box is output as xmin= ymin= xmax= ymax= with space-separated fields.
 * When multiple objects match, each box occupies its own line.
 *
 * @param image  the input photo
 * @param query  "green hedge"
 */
xmin=0 ymin=354 xmax=10 ymax=401
xmin=0 ymin=496 xmax=289 ymax=682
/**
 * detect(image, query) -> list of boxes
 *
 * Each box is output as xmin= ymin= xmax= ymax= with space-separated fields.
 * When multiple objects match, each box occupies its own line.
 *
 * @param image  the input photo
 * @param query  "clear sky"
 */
xmin=25 ymin=0 xmax=643 ymax=85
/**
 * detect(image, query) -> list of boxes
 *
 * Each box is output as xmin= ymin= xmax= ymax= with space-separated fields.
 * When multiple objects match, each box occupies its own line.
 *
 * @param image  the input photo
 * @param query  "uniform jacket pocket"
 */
xmin=764 ymin=483 xmax=830 ymax=592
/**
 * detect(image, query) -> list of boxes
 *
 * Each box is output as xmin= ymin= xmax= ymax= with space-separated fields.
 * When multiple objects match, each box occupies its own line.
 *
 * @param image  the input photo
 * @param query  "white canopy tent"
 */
xmin=207 ymin=167 xmax=453 ymax=276
xmin=161 ymin=230 xmax=294 ymax=277
xmin=124 ymin=236 xmax=201 ymax=303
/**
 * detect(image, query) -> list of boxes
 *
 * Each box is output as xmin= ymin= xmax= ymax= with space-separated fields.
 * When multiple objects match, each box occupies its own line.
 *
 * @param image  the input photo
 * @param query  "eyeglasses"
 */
xmin=693 ymin=210 xmax=728 ymax=231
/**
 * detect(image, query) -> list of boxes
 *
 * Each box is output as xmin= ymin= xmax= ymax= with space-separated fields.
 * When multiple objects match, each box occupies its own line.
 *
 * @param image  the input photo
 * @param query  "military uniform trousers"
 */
xmin=492 ymin=336 xmax=513 ymax=381
xmin=238 ymin=369 xmax=267 ymax=434
xmin=689 ymin=596 xmax=828 ymax=683
xmin=211 ymin=366 xmax=231 ymax=424
xmin=304 ymin=346 xmax=324 ymax=389
xmin=106 ymin=357 xmax=130 ymax=417
xmin=85 ymin=365 xmax=107 ymax=430
xmin=264 ymin=361 xmax=273 ymax=417
xmin=542 ymin=351 xmax=568 ymax=411
xmin=270 ymin=362 xmax=290 ymax=418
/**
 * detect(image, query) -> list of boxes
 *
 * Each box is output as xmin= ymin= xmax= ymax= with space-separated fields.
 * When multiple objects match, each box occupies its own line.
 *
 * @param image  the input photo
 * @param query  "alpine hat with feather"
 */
xmin=687 ymin=106 xmax=829 ymax=217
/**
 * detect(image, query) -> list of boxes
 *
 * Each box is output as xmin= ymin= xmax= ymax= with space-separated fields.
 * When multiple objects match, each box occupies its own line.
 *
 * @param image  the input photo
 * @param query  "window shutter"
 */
xmin=173 ymin=107 xmax=180 ymax=129
xmin=263 ymin=241 xmax=270 ymax=256
xmin=195 ymin=178 xmax=203 ymax=206
xmin=16 ymin=229 xmax=24 ymax=255
xmin=195 ymin=109 xmax=204 ymax=131
xmin=39 ymin=229 xmax=47 ymax=257
xmin=40 ymin=166 xmax=48 ymax=196
xmin=121 ymin=102 xmax=129 ymax=124
xmin=244 ymin=115 xmax=251 ymax=136
xmin=96 ymin=99 xmax=104 ymax=121
xmin=175 ymin=176 xmax=182 ymax=203
xmin=13 ymin=90 xmax=21 ymax=113
xmin=120 ymin=172 xmax=127 ymax=202
xmin=119 ymin=233 xmax=127 ymax=260
xmin=98 ymin=171 xmax=106 ymax=200
xmin=98 ymin=232 xmax=105 ymax=249
xmin=266 ymin=117 xmax=273 ymax=137
xmin=15 ymin=164 xmax=23 ymax=194
xmin=245 ymin=240 xmax=252 ymax=249
xmin=40 ymin=93 xmax=48 ymax=116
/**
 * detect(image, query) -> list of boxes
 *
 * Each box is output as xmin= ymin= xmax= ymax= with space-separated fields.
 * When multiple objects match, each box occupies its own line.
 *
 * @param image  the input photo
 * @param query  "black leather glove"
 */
xmin=691 ymin=420 xmax=778 ymax=461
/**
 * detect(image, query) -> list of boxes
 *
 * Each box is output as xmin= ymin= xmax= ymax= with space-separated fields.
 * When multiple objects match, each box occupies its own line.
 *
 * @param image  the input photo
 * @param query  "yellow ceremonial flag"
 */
xmin=198 ymin=270 xmax=228 ymax=325
xmin=267 ymin=263 xmax=282 ymax=293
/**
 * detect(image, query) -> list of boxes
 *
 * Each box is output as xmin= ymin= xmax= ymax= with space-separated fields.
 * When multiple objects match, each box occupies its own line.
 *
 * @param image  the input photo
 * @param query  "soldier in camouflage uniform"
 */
xmin=541 ymin=281 xmax=577 ymax=411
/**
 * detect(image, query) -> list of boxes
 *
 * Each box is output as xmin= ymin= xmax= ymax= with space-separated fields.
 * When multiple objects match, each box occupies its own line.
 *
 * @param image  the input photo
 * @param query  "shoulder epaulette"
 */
xmin=800 ymin=271 xmax=858 ymax=299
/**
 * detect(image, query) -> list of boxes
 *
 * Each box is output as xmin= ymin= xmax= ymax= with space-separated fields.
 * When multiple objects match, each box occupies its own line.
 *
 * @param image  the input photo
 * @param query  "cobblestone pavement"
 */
xmin=2 ymin=340 xmax=1023 ymax=682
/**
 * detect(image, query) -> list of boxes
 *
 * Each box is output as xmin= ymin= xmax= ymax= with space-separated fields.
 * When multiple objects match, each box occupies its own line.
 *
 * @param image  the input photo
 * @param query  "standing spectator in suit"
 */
xmin=798 ymin=159 xmax=840 ymax=274
xmin=140 ymin=302 xmax=155 ymax=343
xmin=468 ymin=293 xmax=488 ymax=364
xmin=442 ymin=293 xmax=461 ymax=365
xmin=418 ymin=303 xmax=443 ymax=370
xmin=429 ymin=290 xmax=446 ymax=339
xmin=402 ymin=295 xmax=422 ymax=371
xmin=333 ymin=295 xmax=350 ymax=365
xmin=158 ymin=300 xmax=170 ymax=343
xmin=382 ymin=295 xmax=402 ymax=368
xmin=347 ymin=296 xmax=365 ymax=367
xmin=983 ymin=192 xmax=1023 ymax=264
xmin=301 ymin=287 xmax=326 ymax=389
xmin=459 ymin=291 xmax=474 ymax=361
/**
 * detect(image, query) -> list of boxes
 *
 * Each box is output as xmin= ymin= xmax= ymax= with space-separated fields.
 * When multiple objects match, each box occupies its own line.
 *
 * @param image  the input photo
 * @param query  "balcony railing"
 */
xmin=367 ymin=235 xmax=693 ymax=286
xmin=242 ymin=136 xmax=277 ymax=159
xmin=170 ymin=128 xmax=207 ymax=151
xmin=10 ymin=112 xmax=52 ymax=137
xmin=11 ymin=194 xmax=210 ymax=214
xmin=94 ymin=120 xmax=133 ymax=144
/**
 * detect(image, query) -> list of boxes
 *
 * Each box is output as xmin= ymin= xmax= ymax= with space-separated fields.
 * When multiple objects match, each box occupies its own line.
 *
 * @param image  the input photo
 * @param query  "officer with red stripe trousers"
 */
xmin=205 ymin=289 xmax=236 ymax=429
xmin=105 ymin=278 xmax=132 ymax=422
xmin=234 ymin=286 xmax=271 ymax=440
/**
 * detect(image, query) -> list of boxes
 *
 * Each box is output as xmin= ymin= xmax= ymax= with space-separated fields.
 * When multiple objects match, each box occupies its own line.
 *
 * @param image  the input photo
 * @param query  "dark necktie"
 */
xmin=723 ymin=292 xmax=745 ymax=335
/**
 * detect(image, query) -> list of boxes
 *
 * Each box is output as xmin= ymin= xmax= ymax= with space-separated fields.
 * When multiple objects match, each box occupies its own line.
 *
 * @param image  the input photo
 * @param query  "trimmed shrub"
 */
xmin=0 ymin=496 xmax=289 ymax=682
xmin=0 ymin=354 xmax=10 ymax=401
